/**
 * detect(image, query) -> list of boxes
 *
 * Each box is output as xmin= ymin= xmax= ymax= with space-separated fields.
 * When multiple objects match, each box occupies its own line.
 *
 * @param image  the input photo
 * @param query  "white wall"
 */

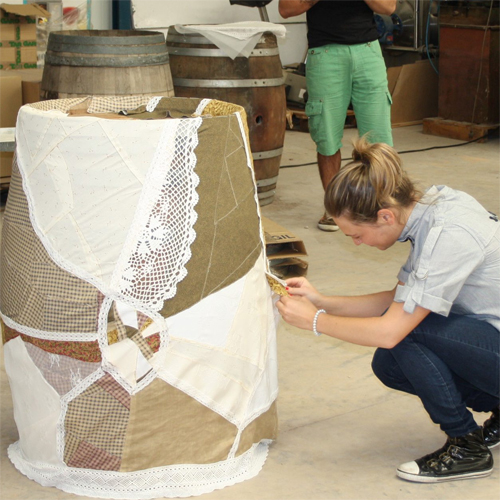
xmin=131 ymin=0 xmax=307 ymax=66
xmin=17 ymin=0 xmax=306 ymax=65
xmin=87 ymin=0 xmax=112 ymax=29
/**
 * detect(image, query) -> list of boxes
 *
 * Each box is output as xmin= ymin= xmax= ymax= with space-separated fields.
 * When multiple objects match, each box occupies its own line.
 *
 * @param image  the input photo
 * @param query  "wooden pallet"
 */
xmin=423 ymin=117 xmax=498 ymax=143
xmin=286 ymin=107 xmax=356 ymax=132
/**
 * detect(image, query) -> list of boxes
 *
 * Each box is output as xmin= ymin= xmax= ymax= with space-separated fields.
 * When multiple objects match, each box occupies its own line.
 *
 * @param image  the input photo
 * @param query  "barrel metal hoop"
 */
xmin=256 ymin=175 xmax=279 ymax=188
xmin=257 ymin=189 xmax=276 ymax=199
xmin=47 ymin=42 xmax=168 ymax=56
xmin=44 ymin=53 xmax=170 ymax=67
xmin=167 ymin=46 xmax=280 ymax=58
xmin=48 ymin=32 xmax=166 ymax=46
xmin=252 ymin=148 xmax=283 ymax=161
xmin=173 ymin=77 xmax=285 ymax=88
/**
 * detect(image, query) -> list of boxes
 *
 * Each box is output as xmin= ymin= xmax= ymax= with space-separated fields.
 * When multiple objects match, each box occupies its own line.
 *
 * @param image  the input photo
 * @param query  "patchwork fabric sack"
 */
xmin=0 ymin=96 xmax=279 ymax=498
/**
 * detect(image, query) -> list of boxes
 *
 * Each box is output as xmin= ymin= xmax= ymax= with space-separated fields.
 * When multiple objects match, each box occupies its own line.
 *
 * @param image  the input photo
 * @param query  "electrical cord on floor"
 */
xmin=280 ymin=132 xmax=493 ymax=169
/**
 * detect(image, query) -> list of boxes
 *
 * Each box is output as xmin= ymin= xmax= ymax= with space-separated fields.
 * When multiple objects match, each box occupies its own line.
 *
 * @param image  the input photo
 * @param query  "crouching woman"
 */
xmin=277 ymin=138 xmax=500 ymax=482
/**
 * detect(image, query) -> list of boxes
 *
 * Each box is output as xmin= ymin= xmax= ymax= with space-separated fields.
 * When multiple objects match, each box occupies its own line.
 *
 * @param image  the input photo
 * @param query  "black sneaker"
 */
xmin=483 ymin=408 xmax=500 ymax=449
xmin=397 ymin=428 xmax=493 ymax=483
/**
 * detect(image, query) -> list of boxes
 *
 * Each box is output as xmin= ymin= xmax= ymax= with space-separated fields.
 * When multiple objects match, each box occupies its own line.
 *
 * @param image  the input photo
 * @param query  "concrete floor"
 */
xmin=1 ymin=124 xmax=499 ymax=500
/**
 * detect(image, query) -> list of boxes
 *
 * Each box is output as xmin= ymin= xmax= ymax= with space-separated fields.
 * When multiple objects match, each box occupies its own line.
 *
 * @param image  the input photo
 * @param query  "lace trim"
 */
xmin=146 ymin=96 xmax=163 ymax=112
xmin=111 ymin=117 xmax=202 ymax=311
xmin=8 ymin=439 xmax=272 ymax=499
xmin=194 ymin=98 xmax=212 ymax=116
xmin=234 ymin=111 xmax=269 ymax=273
xmin=0 ymin=313 xmax=98 ymax=342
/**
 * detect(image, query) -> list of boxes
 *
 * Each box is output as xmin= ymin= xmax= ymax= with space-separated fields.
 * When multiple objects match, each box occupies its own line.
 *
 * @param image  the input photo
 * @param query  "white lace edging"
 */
xmin=234 ymin=111 xmax=269 ymax=273
xmin=8 ymin=439 xmax=272 ymax=499
xmin=0 ymin=312 xmax=99 ymax=342
xmin=146 ymin=96 xmax=163 ymax=112
xmin=112 ymin=117 xmax=202 ymax=311
xmin=193 ymin=98 xmax=212 ymax=116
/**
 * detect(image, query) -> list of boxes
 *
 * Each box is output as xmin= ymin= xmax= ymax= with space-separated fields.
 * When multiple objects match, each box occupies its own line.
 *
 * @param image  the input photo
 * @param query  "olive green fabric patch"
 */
xmin=236 ymin=401 xmax=278 ymax=456
xmin=160 ymin=113 xmax=261 ymax=318
xmin=120 ymin=377 xmax=238 ymax=471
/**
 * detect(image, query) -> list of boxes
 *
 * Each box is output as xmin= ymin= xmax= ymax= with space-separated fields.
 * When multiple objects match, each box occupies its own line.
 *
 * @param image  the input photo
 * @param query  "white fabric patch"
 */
xmin=102 ymin=338 xmax=139 ymax=388
xmin=115 ymin=300 xmax=139 ymax=330
xmin=165 ymin=272 xmax=247 ymax=347
xmin=15 ymin=108 xmax=163 ymax=288
xmin=15 ymin=106 xmax=202 ymax=312
xmin=152 ymin=253 xmax=278 ymax=426
xmin=3 ymin=337 xmax=64 ymax=466
xmin=24 ymin=342 xmax=101 ymax=396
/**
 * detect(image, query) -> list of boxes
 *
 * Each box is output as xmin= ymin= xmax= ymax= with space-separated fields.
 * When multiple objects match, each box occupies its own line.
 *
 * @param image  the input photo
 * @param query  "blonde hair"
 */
xmin=324 ymin=136 xmax=421 ymax=223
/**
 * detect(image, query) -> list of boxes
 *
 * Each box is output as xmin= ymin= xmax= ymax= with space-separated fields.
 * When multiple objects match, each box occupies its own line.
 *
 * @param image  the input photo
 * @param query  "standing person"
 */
xmin=278 ymin=0 xmax=395 ymax=231
xmin=276 ymin=137 xmax=500 ymax=482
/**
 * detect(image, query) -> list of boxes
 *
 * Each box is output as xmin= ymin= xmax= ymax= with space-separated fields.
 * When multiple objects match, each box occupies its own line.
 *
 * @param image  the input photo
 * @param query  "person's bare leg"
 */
xmin=317 ymin=150 xmax=341 ymax=231
xmin=317 ymin=150 xmax=341 ymax=190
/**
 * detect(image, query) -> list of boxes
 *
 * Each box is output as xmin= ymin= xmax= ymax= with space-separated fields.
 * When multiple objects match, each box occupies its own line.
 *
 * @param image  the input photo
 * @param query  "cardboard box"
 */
xmin=0 ymin=73 xmax=22 ymax=127
xmin=0 ymin=151 xmax=13 ymax=187
xmin=261 ymin=216 xmax=308 ymax=279
xmin=0 ymin=72 xmax=22 ymax=187
xmin=388 ymin=59 xmax=438 ymax=126
xmin=283 ymin=69 xmax=307 ymax=108
xmin=0 ymin=3 xmax=50 ymax=69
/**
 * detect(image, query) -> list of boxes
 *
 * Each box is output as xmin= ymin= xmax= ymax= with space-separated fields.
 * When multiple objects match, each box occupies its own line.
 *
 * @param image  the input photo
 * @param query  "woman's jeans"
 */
xmin=372 ymin=313 xmax=500 ymax=437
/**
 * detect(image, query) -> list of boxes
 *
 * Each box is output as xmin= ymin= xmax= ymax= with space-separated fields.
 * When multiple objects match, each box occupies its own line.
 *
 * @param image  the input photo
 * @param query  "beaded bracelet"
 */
xmin=313 ymin=309 xmax=326 ymax=336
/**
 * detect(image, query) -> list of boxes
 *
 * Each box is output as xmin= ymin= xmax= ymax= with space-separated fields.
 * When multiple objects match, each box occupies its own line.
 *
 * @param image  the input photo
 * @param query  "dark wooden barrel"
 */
xmin=166 ymin=26 xmax=286 ymax=206
xmin=41 ymin=30 xmax=174 ymax=100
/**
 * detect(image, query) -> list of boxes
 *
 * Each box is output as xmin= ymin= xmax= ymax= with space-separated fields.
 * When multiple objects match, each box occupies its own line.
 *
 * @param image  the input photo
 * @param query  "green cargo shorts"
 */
xmin=305 ymin=40 xmax=393 ymax=156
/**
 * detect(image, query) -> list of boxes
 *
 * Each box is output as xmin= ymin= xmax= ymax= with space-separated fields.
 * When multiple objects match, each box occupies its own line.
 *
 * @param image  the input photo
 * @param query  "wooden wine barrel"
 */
xmin=41 ymin=30 xmax=174 ymax=100
xmin=166 ymin=26 xmax=286 ymax=206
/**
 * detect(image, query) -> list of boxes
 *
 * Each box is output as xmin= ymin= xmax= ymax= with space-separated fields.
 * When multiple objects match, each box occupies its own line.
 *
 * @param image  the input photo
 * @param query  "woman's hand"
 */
xmin=276 ymin=294 xmax=319 ymax=331
xmin=285 ymin=277 xmax=324 ymax=306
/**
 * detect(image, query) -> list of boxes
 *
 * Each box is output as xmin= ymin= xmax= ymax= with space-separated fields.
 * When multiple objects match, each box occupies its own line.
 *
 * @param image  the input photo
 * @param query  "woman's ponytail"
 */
xmin=325 ymin=136 xmax=420 ymax=223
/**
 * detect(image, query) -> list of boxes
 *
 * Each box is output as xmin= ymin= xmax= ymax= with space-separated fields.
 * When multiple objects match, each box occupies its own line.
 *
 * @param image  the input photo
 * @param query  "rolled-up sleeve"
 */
xmin=395 ymin=225 xmax=484 ymax=316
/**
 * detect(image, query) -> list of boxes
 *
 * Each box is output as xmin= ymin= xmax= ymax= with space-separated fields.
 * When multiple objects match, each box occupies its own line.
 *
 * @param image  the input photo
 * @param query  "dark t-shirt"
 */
xmin=306 ymin=0 xmax=380 ymax=48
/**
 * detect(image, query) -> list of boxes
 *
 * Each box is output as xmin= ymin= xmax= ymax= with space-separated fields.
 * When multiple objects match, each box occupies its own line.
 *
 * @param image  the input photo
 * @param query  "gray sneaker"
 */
xmin=318 ymin=214 xmax=339 ymax=232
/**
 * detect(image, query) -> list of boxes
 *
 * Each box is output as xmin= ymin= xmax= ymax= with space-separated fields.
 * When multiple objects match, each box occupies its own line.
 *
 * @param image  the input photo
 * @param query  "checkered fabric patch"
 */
xmin=136 ymin=311 xmax=150 ymax=330
xmin=27 ymin=96 xmax=152 ymax=115
xmin=28 ymin=98 xmax=88 ymax=112
xmin=95 ymin=373 xmax=131 ymax=410
xmin=64 ymin=432 xmax=81 ymax=463
xmin=66 ymin=438 xmax=121 ymax=471
xmin=65 ymin=373 xmax=130 ymax=460
xmin=1 ymin=159 xmax=100 ymax=334
xmin=109 ymin=303 xmax=130 ymax=343
xmin=130 ymin=331 xmax=154 ymax=360
xmin=87 ymin=96 xmax=151 ymax=114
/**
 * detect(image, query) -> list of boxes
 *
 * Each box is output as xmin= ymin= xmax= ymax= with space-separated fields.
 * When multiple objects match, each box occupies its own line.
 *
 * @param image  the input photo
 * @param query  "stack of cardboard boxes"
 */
xmin=0 ymin=3 xmax=49 ymax=70
xmin=0 ymin=4 xmax=47 ymax=189
xmin=261 ymin=216 xmax=308 ymax=280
